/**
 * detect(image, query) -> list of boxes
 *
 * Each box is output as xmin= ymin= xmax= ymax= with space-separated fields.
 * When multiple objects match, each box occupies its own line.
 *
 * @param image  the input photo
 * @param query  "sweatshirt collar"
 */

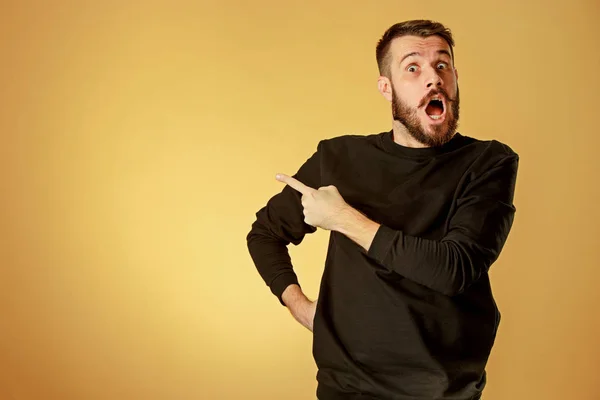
xmin=381 ymin=129 xmax=465 ymax=159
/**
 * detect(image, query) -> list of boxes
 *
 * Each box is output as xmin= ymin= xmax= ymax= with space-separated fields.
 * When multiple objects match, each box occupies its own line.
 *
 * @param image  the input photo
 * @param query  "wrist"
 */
xmin=331 ymin=204 xmax=351 ymax=232
xmin=334 ymin=205 xmax=366 ymax=233
xmin=334 ymin=205 xmax=380 ymax=251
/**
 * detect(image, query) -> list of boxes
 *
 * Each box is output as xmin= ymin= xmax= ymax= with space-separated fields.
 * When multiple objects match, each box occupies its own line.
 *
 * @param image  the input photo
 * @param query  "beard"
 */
xmin=391 ymin=84 xmax=460 ymax=147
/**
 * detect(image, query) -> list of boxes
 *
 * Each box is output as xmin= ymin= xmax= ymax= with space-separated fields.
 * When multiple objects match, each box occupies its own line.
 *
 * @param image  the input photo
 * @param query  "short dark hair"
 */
xmin=376 ymin=20 xmax=455 ymax=78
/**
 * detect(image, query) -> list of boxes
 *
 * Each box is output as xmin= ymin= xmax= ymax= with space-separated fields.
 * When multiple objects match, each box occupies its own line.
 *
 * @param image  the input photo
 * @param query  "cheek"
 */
xmin=445 ymin=72 xmax=458 ymax=92
xmin=394 ymin=83 xmax=421 ymax=108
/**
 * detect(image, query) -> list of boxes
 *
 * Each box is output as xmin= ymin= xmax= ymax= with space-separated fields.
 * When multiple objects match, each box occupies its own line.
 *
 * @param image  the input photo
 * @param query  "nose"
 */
xmin=425 ymin=66 xmax=443 ymax=88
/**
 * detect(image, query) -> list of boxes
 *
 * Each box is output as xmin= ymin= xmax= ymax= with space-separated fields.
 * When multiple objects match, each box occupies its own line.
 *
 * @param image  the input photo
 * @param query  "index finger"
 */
xmin=275 ymin=173 xmax=315 ymax=195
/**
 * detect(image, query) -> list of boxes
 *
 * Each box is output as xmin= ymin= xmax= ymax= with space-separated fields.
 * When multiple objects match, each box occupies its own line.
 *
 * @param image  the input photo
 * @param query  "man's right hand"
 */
xmin=281 ymin=284 xmax=317 ymax=332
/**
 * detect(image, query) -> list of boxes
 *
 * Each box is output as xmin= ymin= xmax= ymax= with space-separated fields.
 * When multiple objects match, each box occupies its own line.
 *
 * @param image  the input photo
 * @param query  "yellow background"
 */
xmin=1 ymin=1 xmax=598 ymax=399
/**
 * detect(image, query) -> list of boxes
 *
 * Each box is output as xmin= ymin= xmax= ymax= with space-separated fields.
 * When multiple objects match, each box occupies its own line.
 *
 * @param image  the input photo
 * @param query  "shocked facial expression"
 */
xmin=383 ymin=35 xmax=460 ymax=147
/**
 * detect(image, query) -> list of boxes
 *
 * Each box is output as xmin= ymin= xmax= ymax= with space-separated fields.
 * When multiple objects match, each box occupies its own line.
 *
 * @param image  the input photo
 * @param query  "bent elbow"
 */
xmin=441 ymin=240 xmax=493 ymax=296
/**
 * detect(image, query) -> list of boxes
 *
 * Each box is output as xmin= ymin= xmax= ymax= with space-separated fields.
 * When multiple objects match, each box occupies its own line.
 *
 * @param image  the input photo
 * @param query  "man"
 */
xmin=247 ymin=19 xmax=519 ymax=400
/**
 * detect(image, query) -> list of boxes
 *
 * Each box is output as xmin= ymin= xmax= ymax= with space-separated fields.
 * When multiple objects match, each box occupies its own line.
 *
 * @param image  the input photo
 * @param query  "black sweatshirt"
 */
xmin=246 ymin=130 xmax=519 ymax=400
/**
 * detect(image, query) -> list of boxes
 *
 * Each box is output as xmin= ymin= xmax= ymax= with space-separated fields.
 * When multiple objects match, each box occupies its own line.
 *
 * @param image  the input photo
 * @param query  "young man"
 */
xmin=247 ymin=20 xmax=519 ymax=400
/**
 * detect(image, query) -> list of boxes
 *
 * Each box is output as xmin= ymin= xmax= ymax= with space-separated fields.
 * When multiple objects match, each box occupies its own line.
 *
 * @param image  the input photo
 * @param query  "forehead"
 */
xmin=389 ymin=35 xmax=451 ymax=62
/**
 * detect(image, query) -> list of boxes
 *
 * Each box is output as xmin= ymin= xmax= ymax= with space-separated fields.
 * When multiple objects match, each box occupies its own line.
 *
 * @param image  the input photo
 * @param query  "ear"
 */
xmin=454 ymin=67 xmax=459 ymax=82
xmin=377 ymin=76 xmax=393 ymax=102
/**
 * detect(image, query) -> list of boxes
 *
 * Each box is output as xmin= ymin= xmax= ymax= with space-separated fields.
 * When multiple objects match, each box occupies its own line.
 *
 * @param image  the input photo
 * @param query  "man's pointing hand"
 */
xmin=275 ymin=173 xmax=349 ymax=231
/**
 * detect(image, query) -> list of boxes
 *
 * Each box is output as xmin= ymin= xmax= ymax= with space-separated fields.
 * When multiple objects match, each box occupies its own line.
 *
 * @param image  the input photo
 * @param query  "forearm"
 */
xmin=332 ymin=205 xmax=503 ymax=296
xmin=366 ymin=226 xmax=491 ymax=296
xmin=247 ymin=222 xmax=301 ymax=305
xmin=282 ymin=284 xmax=309 ymax=307
xmin=333 ymin=206 xmax=381 ymax=252
xmin=282 ymin=284 xmax=315 ymax=331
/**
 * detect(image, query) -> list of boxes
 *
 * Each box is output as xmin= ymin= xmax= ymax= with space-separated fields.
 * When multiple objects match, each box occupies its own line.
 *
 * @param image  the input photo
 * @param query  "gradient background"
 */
xmin=1 ymin=1 xmax=598 ymax=399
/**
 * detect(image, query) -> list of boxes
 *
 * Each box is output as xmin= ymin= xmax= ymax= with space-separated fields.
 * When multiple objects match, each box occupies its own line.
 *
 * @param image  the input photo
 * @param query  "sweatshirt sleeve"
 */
xmin=366 ymin=151 xmax=519 ymax=296
xmin=246 ymin=143 xmax=322 ymax=305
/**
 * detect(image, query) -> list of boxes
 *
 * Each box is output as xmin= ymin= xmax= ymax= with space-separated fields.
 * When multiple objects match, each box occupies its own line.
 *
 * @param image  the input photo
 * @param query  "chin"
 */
xmin=422 ymin=124 xmax=448 ymax=137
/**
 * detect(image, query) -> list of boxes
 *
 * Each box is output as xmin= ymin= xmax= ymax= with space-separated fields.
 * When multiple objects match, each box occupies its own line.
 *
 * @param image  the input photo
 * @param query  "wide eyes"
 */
xmin=407 ymin=62 xmax=449 ymax=72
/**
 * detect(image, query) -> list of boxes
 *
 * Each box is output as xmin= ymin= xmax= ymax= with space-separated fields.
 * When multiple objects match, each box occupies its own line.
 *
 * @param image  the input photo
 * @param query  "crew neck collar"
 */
xmin=380 ymin=129 xmax=465 ymax=158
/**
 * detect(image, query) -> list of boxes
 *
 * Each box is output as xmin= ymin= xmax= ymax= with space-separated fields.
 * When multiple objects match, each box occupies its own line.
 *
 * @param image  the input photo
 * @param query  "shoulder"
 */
xmin=456 ymin=135 xmax=519 ymax=187
xmin=316 ymin=132 xmax=383 ymax=153
xmin=460 ymin=134 xmax=519 ymax=166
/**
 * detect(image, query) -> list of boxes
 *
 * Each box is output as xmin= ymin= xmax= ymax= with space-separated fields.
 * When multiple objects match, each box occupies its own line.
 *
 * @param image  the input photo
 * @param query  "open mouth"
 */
xmin=425 ymin=98 xmax=445 ymax=120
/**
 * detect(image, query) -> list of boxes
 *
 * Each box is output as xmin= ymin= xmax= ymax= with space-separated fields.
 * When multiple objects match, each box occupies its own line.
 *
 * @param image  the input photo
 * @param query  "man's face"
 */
xmin=386 ymin=35 xmax=460 ymax=147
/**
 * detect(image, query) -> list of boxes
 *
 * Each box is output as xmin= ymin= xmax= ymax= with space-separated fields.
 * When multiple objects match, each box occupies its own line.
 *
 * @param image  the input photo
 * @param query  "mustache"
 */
xmin=418 ymin=88 xmax=457 ymax=108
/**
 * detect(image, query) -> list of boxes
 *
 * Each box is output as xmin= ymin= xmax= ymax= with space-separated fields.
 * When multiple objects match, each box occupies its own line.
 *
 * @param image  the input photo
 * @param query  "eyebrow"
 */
xmin=400 ymin=49 xmax=452 ymax=65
